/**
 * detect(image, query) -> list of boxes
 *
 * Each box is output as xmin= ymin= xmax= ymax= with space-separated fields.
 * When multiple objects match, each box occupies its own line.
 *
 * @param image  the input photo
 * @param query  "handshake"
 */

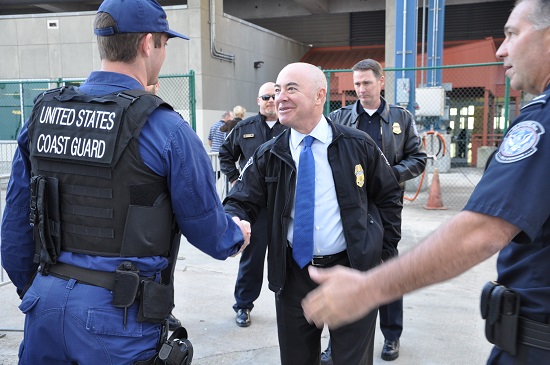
xmin=232 ymin=216 xmax=252 ymax=256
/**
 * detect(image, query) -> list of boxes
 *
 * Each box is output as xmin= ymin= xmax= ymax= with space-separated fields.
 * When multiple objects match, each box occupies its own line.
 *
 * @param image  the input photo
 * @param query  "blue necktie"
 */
xmin=293 ymin=135 xmax=315 ymax=268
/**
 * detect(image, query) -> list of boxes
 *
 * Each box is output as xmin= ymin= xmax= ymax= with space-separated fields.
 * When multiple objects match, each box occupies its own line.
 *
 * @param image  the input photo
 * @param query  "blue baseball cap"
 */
xmin=94 ymin=0 xmax=189 ymax=40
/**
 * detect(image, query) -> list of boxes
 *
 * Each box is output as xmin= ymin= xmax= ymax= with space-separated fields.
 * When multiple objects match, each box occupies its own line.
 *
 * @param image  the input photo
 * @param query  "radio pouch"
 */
xmin=113 ymin=261 xmax=140 ymax=308
xmin=480 ymin=281 xmax=520 ymax=355
xmin=137 ymin=280 xmax=174 ymax=324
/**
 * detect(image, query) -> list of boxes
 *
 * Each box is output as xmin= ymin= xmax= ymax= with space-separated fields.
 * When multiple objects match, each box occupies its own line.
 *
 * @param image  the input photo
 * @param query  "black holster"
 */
xmin=481 ymin=281 xmax=521 ymax=355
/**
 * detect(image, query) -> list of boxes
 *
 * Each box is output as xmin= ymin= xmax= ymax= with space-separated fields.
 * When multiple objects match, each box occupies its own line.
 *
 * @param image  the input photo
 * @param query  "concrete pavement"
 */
xmin=0 ymin=204 xmax=496 ymax=364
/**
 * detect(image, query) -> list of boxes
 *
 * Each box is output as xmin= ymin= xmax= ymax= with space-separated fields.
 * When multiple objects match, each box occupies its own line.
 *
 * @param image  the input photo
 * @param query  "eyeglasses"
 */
xmin=259 ymin=94 xmax=276 ymax=101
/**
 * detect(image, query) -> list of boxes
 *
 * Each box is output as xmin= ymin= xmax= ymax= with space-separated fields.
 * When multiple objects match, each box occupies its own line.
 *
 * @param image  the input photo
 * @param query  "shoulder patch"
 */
xmin=495 ymin=120 xmax=545 ymax=163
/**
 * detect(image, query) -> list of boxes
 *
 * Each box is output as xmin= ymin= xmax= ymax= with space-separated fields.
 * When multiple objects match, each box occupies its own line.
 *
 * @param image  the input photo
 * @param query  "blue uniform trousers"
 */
xmin=379 ymin=295 xmax=403 ymax=341
xmin=233 ymin=209 xmax=268 ymax=311
xmin=18 ymin=273 xmax=161 ymax=365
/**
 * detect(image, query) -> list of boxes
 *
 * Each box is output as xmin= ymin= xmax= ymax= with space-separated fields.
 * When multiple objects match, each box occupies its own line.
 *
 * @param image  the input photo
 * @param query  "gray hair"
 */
xmin=516 ymin=0 xmax=550 ymax=30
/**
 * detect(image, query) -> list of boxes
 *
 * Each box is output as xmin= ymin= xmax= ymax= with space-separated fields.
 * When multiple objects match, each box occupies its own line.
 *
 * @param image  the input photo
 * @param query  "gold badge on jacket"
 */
xmin=243 ymin=134 xmax=255 ymax=138
xmin=392 ymin=122 xmax=402 ymax=134
xmin=355 ymin=164 xmax=365 ymax=187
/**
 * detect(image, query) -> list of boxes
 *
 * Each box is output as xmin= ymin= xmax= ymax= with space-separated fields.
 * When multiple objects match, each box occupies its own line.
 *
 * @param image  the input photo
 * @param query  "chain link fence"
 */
xmin=323 ymin=62 xmax=527 ymax=209
xmin=0 ymin=73 xmax=196 ymax=141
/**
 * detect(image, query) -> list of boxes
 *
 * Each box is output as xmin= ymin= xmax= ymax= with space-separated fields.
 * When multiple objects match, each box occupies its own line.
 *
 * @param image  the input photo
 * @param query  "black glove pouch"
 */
xmin=480 ymin=281 xmax=520 ymax=355
xmin=137 ymin=280 xmax=174 ymax=324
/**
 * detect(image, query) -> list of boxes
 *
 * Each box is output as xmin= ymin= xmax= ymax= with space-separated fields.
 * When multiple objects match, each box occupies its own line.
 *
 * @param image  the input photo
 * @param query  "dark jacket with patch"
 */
xmin=329 ymin=98 xmax=426 ymax=184
xmin=223 ymin=120 xmax=402 ymax=295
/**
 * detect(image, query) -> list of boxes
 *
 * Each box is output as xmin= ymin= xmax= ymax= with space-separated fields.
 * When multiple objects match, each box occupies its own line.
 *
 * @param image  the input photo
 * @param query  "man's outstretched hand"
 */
xmin=302 ymin=265 xmax=375 ymax=329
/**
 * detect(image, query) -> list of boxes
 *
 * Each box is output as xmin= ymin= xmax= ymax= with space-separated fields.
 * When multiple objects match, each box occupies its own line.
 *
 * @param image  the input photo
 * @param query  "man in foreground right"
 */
xmin=302 ymin=0 xmax=550 ymax=363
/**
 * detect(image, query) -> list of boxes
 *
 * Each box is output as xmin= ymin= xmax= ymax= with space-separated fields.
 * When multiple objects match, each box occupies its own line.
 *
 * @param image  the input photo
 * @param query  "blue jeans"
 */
xmin=18 ymin=273 xmax=161 ymax=365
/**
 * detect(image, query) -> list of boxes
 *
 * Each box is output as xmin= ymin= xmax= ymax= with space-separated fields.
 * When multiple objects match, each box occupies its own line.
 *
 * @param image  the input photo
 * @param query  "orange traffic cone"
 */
xmin=424 ymin=167 xmax=447 ymax=210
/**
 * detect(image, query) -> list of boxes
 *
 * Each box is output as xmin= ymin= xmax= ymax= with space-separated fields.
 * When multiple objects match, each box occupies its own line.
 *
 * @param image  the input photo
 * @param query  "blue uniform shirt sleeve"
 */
xmin=1 ymin=121 xmax=37 ymax=292
xmin=139 ymin=107 xmax=244 ymax=259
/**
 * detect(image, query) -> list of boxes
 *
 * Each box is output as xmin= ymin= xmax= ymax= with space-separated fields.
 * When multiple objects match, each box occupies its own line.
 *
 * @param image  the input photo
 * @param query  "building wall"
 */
xmin=0 ymin=0 xmax=309 ymax=145
xmin=189 ymin=0 xmax=309 ymax=141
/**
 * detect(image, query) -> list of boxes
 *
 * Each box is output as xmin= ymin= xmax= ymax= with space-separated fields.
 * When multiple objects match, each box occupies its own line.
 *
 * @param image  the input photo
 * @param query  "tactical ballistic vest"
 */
xmin=27 ymin=86 xmax=177 ymax=257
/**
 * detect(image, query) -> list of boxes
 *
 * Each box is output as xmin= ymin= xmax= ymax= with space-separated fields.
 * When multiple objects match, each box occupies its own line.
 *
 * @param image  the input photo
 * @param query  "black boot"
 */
xmin=235 ymin=308 xmax=251 ymax=327
xmin=381 ymin=339 xmax=400 ymax=361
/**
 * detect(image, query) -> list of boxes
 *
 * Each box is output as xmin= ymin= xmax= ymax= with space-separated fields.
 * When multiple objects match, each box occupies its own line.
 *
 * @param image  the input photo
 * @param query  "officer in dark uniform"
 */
xmin=219 ymin=82 xmax=287 ymax=327
xmin=302 ymin=1 xmax=550 ymax=364
xmin=0 ymin=1 xmax=250 ymax=364
xmin=322 ymin=58 xmax=426 ymax=363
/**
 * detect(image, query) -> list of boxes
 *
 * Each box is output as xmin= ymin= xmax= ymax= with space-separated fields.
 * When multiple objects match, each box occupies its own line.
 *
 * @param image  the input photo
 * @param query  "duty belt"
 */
xmin=519 ymin=317 xmax=550 ymax=351
xmin=46 ymin=262 xmax=154 ymax=291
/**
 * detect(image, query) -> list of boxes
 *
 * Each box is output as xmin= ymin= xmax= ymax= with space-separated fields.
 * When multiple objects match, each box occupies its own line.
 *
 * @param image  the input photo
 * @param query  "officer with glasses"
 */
xmin=219 ymin=82 xmax=288 ymax=327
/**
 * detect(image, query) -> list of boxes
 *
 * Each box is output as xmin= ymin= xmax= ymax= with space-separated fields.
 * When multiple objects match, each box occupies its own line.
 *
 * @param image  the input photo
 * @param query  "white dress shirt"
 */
xmin=287 ymin=116 xmax=347 ymax=256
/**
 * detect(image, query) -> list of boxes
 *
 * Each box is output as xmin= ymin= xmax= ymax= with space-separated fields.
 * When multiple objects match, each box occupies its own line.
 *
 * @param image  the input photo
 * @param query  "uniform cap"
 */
xmin=94 ymin=0 xmax=189 ymax=40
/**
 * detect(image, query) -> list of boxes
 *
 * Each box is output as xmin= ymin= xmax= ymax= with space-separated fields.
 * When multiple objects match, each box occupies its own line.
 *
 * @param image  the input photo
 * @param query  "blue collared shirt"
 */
xmin=1 ymin=71 xmax=243 ymax=291
xmin=287 ymin=116 xmax=347 ymax=256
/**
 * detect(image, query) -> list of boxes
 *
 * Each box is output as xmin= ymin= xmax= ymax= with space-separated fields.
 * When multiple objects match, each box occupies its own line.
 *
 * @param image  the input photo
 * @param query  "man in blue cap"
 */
xmin=1 ymin=0 xmax=251 ymax=364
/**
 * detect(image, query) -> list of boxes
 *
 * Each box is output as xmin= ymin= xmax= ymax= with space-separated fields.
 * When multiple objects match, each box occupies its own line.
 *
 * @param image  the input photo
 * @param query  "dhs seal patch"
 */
xmin=495 ymin=121 xmax=545 ymax=163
